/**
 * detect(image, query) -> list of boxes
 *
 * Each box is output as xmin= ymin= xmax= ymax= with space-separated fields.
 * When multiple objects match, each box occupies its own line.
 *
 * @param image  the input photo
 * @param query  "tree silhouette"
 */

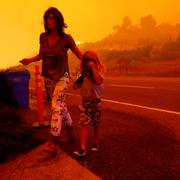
xmin=140 ymin=15 xmax=157 ymax=31
xmin=121 ymin=16 xmax=132 ymax=30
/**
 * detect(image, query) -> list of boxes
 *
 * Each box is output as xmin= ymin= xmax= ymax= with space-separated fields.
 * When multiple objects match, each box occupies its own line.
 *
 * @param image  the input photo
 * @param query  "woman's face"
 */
xmin=46 ymin=13 xmax=56 ymax=30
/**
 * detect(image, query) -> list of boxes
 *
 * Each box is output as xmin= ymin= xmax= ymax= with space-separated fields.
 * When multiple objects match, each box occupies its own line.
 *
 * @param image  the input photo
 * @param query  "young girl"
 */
xmin=73 ymin=51 xmax=104 ymax=157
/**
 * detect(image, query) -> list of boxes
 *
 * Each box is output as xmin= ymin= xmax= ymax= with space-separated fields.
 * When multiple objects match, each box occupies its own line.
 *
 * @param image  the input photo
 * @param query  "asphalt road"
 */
xmin=105 ymin=77 xmax=180 ymax=111
xmin=30 ymin=76 xmax=180 ymax=180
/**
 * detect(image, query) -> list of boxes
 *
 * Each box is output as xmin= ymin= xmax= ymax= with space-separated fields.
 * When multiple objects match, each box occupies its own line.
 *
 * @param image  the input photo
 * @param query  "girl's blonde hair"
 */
xmin=81 ymin=51 xmax=104 ymax=73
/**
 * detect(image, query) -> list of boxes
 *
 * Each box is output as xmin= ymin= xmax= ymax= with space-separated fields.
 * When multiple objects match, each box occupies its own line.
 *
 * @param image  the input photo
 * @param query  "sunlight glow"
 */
xmin=76 ymin=41 xmax=85 ymax=45
xmin=0 ymin=0 xmax=180 ymax=69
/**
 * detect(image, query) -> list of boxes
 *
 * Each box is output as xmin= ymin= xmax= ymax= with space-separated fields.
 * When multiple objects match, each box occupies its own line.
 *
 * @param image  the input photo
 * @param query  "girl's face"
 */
xmin=46 ymin=13 xmax=57 ymax=30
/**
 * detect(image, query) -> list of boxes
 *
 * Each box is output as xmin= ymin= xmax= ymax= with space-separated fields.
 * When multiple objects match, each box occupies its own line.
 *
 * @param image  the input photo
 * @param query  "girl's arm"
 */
xmin=20 ymin=54 xmax=42 ymax=65
xmin=88 ymin=61 xmax=103 ymax=85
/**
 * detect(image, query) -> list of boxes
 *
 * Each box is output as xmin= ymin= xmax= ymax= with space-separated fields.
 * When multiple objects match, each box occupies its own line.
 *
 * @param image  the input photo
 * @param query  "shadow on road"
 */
xmin=60 ymin=106 xmax=180 ymax=180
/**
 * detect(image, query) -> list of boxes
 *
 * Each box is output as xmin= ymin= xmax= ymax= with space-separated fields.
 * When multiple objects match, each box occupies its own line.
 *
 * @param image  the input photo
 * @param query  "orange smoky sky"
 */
xmin=1 ymin=0 xmax=180 ymax=68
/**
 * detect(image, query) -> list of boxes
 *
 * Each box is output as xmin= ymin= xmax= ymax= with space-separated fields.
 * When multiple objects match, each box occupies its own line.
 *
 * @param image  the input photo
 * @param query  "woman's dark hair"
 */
xmin=43 ymin=7 xmax=67 ymax=36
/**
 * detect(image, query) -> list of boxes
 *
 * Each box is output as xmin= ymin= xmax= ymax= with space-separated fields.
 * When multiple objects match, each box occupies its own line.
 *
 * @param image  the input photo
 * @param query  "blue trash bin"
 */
xmin=4 ymin=70 xmax=30 ymax=108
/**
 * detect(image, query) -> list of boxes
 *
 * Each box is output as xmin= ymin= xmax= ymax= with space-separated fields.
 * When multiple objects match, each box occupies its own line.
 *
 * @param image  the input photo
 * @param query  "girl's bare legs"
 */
xmin=91 ymin=125 xmax=99 ymax=151
xmin=80 ymin=125 xmax=88 ymax=150
xmin=93 ymin=126 xmax=99 ymax=144
xmin=73 ymin=125 xmax=88 ymax=157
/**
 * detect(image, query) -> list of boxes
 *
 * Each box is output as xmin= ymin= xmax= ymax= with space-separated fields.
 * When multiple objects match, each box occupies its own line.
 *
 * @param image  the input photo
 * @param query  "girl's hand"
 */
xmin=88 ymin=61 xmax=96 ymax=69
xmin=19 ymin=58 xmax=32 ymax=65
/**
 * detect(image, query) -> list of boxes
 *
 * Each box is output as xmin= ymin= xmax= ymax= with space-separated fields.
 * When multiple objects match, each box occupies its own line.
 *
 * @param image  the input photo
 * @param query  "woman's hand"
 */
xmin=19 ymin=58 xmax=32 ymax=65
xmin=19 ymin=54 xmax=42 ymax=65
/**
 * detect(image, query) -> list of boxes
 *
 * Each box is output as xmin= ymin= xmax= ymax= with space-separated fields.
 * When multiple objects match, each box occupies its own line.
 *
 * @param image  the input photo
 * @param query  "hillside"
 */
xmin=107 ymin=59 xmax=180 ymax=77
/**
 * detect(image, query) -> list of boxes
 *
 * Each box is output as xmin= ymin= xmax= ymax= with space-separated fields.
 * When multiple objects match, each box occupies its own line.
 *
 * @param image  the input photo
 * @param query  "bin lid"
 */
xmin=3 ymin=70 xmax=30 ymax=78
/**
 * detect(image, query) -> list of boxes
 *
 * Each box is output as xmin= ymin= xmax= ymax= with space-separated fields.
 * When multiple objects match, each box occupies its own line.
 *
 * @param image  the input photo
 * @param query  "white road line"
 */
xmin=107 ymin=84 xmax=155 ymax=89
xmin=102 ymin=99 xmax=180 ymax=115
xmin=30 ymin=89 xmax=180 ymax=115
xmin=67 ymin=93 xmax=180 ymax=115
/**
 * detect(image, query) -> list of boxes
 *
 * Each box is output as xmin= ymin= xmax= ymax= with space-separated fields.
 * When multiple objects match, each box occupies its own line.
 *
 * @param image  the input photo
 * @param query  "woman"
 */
xmin=20 ymin=7 xmax=82 ymax=153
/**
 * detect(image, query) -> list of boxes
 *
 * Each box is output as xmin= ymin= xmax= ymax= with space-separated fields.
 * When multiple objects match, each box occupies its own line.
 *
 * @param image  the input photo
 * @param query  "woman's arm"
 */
xmin=70 ymin=45 xmax=82 ymax=60
xmin=19 ymin=54 xmax=42 ymax=65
